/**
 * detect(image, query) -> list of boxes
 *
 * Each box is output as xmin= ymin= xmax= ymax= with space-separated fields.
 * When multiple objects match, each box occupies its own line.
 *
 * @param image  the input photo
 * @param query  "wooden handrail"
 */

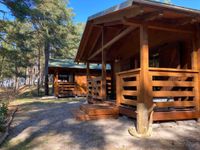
xmin=149 ymin=67 xmax=199 ymax=73
xmin=116 ymin=68 xmax=141 ymax=76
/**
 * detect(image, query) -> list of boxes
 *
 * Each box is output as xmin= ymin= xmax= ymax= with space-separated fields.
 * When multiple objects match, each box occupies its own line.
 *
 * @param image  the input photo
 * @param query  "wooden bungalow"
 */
xmin=48 ymin=59 xmax=111 ymax=97
xmin=75 ymin=0 xmax=200 ymax=135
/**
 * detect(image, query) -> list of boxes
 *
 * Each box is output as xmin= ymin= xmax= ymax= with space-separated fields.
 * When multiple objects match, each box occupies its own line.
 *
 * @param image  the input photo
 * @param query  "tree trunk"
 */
xmin=0 ymin=56 xmax=5 ymax=79
xmin=37 ymin=47 xmax=41 ymax=96
xmin=44 ymin=41 xmax=50 ymax=96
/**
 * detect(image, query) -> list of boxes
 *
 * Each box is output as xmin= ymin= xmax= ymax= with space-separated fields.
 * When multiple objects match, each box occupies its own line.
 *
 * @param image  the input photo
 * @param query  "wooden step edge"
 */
xmin=80 ymin=103 xmax=114 ymax=111
xmin=119 ymin=106 xmax=137 ymax=118
xmin=85 ymin=108 xmax=119 ymax=116
xmin=76 ymin=114 xmax=119 ymax=121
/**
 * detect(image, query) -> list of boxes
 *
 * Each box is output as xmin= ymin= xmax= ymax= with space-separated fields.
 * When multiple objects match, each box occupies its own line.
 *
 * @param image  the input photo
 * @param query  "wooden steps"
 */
xmin=119 ymin=106 xmax=137 ymax=118
xmin=73 ymin=103 xmax=119 ymax=121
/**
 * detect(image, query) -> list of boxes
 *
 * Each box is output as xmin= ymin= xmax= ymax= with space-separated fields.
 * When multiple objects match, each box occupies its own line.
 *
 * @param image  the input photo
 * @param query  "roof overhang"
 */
xmin=75 ymin=0 xmax=200 ymax=63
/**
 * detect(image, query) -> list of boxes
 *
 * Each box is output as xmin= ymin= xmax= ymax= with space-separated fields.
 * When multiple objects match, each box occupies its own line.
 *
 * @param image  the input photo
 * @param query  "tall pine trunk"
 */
xmin=37 ymin=47 xmax=41 ymax=96
xmin=44 ymin=41 xmax=50 ymax=96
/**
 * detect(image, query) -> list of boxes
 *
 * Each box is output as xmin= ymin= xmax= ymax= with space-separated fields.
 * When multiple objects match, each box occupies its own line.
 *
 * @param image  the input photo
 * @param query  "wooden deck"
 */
xmin=73 ymin=103 xmax=119 ymax=121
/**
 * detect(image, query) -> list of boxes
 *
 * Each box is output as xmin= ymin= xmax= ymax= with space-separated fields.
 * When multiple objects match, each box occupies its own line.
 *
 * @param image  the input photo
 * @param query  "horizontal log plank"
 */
xmin=122 ymin=81 xmax=139 ymax=87
xmin=150 ymin=72 xmax=196 ymax=78
xmin=149 ymin=67 xmax=199 ymax=73
xmin=120 ymin=74 xmax=139 ymax=80
xmin=116 ymin=68 xmax=141 ymax=76
xmin=152 ymin=81 xmax=194 ymax=87
xmin=153 ymin=91 xmax=195 ymax=97
xmin=122 ymin=90 xmax=138 ymax=96
xmin=155 ymin=101 xmax=196 ymax=108
xmin=121 ymin=99 xmax=137 ymax=106
xmin=153 ymin=111 xmax=200 ymax=121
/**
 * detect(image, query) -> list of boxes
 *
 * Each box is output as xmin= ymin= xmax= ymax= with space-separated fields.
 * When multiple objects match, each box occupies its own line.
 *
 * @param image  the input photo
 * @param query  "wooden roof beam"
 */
xmin=141 ymin=11 xmax=164 ymax=22
xmin=122 ymin=17 xmax=195 ymax=34
xmin=178 ymin=17 xmax=200 ymax=26
xmin=88 ymin=26 xmax=137 ymax=60
xmin=87 ymin=30 xmax=102 ymax=58
xmin=92 ymin=5 xmax=144 ymax=25
xmin=78 ymin=23 xmax=93 ymax=61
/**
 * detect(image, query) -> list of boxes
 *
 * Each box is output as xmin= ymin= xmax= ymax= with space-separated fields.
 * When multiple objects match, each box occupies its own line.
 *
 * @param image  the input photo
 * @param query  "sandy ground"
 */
xmin=1 ymin=98 xmax=200 ymax=150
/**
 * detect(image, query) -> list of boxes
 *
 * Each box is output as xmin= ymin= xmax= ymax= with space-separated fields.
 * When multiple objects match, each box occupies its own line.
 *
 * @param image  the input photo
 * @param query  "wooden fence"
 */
xmin=116 ymin=68 xmax=200 ymax=121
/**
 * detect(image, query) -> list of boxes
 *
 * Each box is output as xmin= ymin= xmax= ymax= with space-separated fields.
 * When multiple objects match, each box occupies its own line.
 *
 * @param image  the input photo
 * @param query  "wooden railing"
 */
xmin=149 ymin=68 xmax=199 ymax=111
xmin=87 ymin=77 xmax=102 ymax=100
xmin=116 ymin=68 xmax=200 ymax=113
xmin=87 ymin=76 xmax=112 ymax=100
xmin=116 ymin=69 xmax=140 ymax=107
xmin=106 ymin=77 xmax=112 ymax=97
xmin=58 ymin=82 xmax=77 ymax=96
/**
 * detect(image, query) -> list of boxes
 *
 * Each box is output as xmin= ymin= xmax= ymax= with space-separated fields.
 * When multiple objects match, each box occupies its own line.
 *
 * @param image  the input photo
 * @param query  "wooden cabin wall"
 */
xmin=149 ymin=41 xmax=192 ymax=69
xmin=107 ymin=27 xmax=193 ymax=75
xmin=75 ymin=75 xmax=87 ymax=96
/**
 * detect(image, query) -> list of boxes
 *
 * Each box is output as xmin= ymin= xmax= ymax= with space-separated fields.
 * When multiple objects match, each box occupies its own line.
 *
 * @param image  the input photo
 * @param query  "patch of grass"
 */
xmin=12 ymin=97 xmax=84 ymax=106
xmin=17 ymin=86 xmax=46 ymax=99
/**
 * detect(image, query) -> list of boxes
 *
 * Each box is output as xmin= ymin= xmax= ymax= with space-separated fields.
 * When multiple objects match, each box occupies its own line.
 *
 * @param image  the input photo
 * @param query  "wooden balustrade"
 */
xmin=116 ymin=68 xmax=200 ymax=120
xmin=149 ymin=68 xmax=199 ymax=111
xmin=58 ymin=82 xmax=77 ymax=96
xmin=87 ymin=77 xmax=103 ymax=100
xmin=116 ymin=69 xmax=140 ymax=107
xmin=87 ymin=76 xmax=112 ymax=100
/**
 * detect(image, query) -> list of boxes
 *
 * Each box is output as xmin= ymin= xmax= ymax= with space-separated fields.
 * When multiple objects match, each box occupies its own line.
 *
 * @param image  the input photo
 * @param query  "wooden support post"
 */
xmin=101 ymin=27 xmax=107 ymax=101
xmin=194 ymin=24 xmax=200 ymax=122
xmin=137 ymin=25 xmax=153 ymax=134
xmin=86 ymin=62 xmax=90 ymax=100
xmin=54 ymin=71 xmax=59 ymax=97
xmin=115 ymin=60 xmax=121 ymax=106
xmin=116 ymin=73 xmax=121 ymax=106
xmin=110 ymin=63 xmax=115 ymax=99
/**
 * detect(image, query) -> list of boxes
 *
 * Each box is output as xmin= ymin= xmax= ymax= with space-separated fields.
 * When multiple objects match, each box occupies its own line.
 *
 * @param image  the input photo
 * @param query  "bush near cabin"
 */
xmin=0 ymin=103 xmax=8 ymax=132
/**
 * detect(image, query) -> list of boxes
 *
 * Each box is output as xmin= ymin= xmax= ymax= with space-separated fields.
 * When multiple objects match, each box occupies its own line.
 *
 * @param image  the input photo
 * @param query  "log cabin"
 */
xmin=75 ymin=0 xmax=200 ymax=134
xmin=48 ymin=59 xmax=111 ymax=97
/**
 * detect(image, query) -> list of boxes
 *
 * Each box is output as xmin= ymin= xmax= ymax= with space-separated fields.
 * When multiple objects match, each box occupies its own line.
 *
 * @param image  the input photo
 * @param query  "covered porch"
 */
xmin=76 ymin=0 xmax=200 ymax=134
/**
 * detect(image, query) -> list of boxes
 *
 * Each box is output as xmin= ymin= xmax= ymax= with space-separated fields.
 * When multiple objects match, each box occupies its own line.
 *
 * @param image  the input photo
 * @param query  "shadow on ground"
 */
xmin=1 ymin=98 xmax=200 ymax=150
xmin=3 ymin=98 xmax=109 ymax=150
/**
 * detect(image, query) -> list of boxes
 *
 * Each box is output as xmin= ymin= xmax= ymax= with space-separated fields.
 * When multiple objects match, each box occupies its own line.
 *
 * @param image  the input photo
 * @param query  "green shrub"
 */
xmin=0 ymin=102 xmax=8 ymax=132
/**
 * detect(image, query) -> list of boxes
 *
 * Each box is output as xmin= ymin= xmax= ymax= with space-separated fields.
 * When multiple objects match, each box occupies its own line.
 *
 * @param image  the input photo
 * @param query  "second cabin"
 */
xmin=48 ymin=58 xmax=111 ymax=97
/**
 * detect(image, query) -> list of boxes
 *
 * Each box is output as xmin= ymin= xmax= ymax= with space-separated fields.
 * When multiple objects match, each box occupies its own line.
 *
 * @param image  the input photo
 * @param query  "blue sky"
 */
xmin=69 ymin=0 xmax=200 ymax=23
xmin=0 ymin=0 xmax=200 ymax=22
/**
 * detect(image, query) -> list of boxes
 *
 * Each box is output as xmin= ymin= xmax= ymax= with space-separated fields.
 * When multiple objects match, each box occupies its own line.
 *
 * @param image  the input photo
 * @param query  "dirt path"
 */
xmin=1 ymin=98 xmax=200 ymax=150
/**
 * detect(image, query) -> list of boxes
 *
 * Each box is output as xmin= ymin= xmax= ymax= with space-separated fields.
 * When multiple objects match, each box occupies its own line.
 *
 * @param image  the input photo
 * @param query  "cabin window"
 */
xmin=59 ymin=74 xmax=74 ymax=82
xmin=150 ymin=53 xmax=159 ymax=67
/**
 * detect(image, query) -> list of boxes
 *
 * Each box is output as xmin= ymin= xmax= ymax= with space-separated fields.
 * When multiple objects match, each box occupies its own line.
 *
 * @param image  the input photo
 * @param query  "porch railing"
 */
xmin=87 ymin=76 xmax=112 ymax=100
xmin=116 ymin=68 xmax=140 ymax=106
xmin=58 ymin=81 xmax=77 ymax=96
xmin=116 ymin=67 xmax=200 ymax=120
xmin=88 ymin=77 xmax=102 ymax=100
xmin=149 ymin=68 xmax=199 ymax=110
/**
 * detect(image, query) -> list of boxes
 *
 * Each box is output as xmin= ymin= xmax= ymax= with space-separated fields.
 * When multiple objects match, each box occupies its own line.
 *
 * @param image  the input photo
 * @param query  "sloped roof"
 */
xmin=88 ymin=0 xmax=200 ymax=21
xmin=75 ymin=0 xmax=200 ymax=63
xmin=49 ymin=58 xmax=110 ymax=70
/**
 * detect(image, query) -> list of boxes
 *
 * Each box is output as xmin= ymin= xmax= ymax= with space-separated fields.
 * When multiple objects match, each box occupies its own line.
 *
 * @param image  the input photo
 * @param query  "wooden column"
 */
xmin=137 ymin=25 xmax=153 ymax=134
xmin=110 ymin=62 xmax=115 ymax=99
xmin=86 ymin=62 xmax=90 ymax=80
xmin=86 ymin=62 xmax=90 ymax=100
xmin=101 ymin=27 xmax=107 ymax=101
xmin=54 ymin=71 xmax=59 ymax=97
xmin=193 ymin=24 xmax=200 ymax=121
xmin=115 ymin=60 xmax=121 ymax=106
